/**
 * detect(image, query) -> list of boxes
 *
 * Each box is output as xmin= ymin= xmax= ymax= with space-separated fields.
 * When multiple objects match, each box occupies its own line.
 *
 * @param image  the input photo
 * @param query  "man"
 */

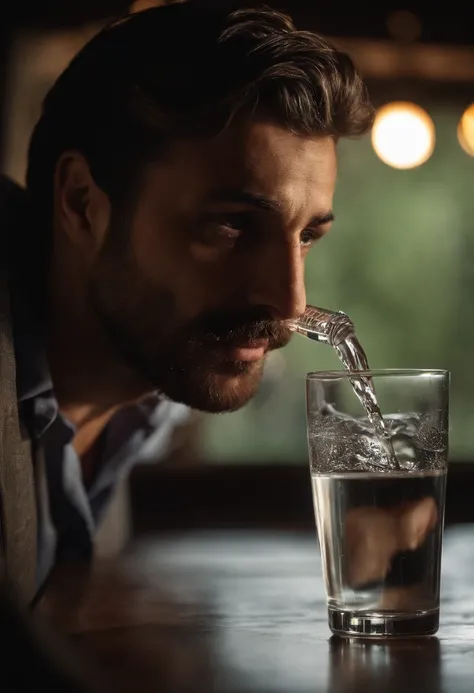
xmin=0 ymin=1 xmax=373 ymax=601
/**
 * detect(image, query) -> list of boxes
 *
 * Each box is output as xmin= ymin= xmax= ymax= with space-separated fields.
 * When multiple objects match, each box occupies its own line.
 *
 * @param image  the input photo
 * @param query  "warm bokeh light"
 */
xmin=458 ymin=104 xmax=474 ymax=156
xmin=371 ymin=102 xmax=435 ymax=169
xmin=386 ymin=11 xmax=422 ymax=42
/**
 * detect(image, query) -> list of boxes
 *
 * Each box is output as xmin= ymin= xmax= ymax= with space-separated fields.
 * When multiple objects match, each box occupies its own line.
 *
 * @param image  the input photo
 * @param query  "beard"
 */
xmin=88 ymin=233 xmax=292 ymax=413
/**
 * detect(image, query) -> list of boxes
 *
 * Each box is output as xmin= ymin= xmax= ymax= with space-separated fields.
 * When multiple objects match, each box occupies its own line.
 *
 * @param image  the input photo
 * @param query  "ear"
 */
xmin=53 ymin=151 xmax=111 ymax=255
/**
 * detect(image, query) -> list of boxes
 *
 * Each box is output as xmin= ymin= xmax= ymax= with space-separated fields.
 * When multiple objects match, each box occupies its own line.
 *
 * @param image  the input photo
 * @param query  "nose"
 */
xmin=246 ymin=241 xmax=306 ymax=321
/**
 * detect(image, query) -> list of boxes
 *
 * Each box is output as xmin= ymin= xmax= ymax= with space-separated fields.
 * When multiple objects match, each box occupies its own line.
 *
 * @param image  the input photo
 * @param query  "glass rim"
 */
xmin=306 ymin=368 xmax=449 ymax=381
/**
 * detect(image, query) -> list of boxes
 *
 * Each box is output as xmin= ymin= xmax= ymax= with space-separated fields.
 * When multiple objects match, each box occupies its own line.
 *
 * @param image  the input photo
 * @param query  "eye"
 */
xmin=199 ymin=213 xmax=258 ymax=249
xmin=215 ymin=220 xmax=242 ymax=239
xmin=300 ymin=228 xmax=323 ymax=248
xmin=201 ymin=220 xmax=241 ymax=250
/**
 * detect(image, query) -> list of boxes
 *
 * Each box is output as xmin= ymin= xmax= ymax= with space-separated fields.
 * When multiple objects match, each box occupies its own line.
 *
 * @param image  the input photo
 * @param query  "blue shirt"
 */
xmin=16 ymin=329 xmax=189 ymax=588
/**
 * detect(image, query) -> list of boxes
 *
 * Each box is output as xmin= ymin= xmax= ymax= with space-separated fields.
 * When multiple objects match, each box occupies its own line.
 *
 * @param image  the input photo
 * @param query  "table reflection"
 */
xmin=327 ymin=635 xmax=441 ymax=693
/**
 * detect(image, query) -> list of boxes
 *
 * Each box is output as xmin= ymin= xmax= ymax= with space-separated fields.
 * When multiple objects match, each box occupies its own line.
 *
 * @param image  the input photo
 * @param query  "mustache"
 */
xmin=189 ymin=307 xmax=293 ymax=350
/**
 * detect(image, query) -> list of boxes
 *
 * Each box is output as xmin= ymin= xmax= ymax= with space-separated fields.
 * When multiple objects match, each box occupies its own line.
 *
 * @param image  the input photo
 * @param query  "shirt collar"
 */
xmin=16 ymin=332 xmax=53 ymax=403
xmin=16 ymin=336 xmax=58 ymax=440
xmin=11 ymin=287 xmax=57 ymax=438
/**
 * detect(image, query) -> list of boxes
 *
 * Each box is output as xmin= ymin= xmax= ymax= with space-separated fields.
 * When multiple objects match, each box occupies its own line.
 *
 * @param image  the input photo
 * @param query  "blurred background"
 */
xmin=1 ymin=1 xmax=474 ymax=536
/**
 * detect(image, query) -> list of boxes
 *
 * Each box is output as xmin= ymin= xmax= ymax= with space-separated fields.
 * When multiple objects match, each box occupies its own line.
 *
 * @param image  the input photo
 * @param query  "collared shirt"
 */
xmin=32 ymin=388 xmax=188 ymax=588
xmin=2 ymin=175 xmax=190 ymax=587
xmin=23 ymin=380 xmax=188 ymax=588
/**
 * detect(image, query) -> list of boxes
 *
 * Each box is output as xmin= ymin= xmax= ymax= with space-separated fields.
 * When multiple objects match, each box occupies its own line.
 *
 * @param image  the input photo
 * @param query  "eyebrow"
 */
xmin=207 ymin=189 xmax=334 ymax=227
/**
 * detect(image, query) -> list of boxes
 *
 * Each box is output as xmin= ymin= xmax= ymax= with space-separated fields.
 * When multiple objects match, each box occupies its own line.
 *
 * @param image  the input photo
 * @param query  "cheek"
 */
xmin=130 ymin=217 xmax=239 ymax=317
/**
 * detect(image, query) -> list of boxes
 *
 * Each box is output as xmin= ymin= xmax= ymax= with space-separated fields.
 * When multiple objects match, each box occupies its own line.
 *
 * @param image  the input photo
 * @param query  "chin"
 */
xmin=208 ymin=372 xmax=263 ymax=412
xmin=161 ymin=361 xmax=265 ymax=413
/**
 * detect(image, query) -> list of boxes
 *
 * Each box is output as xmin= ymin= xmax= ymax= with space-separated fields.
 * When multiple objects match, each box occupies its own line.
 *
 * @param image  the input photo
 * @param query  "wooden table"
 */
xmin=36 ymin=526 xmax=474 ymax=692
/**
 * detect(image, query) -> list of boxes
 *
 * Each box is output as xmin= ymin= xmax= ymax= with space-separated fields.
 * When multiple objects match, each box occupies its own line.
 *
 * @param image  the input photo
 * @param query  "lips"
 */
xmin=222 ymin=339 xmax=269 ymax=362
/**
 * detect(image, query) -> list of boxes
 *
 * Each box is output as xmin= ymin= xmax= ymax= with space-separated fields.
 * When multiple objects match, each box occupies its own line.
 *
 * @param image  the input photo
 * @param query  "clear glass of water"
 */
xmin=307 ymin=369 xmax=449 ymax=637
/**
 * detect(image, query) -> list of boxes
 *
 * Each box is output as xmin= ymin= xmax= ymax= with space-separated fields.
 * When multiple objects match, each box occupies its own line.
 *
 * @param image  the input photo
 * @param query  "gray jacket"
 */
xmin=0 ymin=175 xmax=37 ymax=604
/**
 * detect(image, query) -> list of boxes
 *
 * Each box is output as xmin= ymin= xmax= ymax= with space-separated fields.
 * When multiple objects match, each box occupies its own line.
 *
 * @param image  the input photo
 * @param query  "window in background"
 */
xmin=2 ymin=25 xmax=102 ymax=185
xmin=200 ymin=107 xmax=474 ymax=463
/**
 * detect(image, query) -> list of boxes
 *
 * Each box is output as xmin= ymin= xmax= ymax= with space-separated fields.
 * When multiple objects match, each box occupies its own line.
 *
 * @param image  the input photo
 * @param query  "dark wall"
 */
xmin=130 ymin=462 xmax=474 ymax=534
xmin=2 ymin=1 xmax=474 ymax=46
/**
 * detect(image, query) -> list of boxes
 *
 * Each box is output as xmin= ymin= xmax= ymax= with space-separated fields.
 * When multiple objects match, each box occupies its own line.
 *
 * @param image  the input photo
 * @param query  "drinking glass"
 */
xmin=307 ymin=369 xmax=449 ymax=637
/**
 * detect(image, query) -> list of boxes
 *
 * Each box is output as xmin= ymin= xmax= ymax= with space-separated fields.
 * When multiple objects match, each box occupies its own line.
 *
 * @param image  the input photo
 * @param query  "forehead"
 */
xmin=144 ymin=118 xmax=337 ymax=213
xmin=208 ymin=118 xmax=337 ymax=200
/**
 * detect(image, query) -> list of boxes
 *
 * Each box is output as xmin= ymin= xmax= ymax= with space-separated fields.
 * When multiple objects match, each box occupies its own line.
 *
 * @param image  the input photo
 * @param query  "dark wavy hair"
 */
xmin=26 ymin=1 xmax=373 ymax=232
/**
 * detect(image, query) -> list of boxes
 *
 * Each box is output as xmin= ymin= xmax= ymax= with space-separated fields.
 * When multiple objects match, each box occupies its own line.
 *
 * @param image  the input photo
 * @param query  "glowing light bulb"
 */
xmin=458 ymin=104 xmax=474 ymax=156
xmin=371 ymin=102 xmax=435 ymax=169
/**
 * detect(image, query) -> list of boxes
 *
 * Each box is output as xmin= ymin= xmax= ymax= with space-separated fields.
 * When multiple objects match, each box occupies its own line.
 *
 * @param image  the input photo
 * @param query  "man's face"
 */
xmin=89 ymin=118 xmax=337 ymax=412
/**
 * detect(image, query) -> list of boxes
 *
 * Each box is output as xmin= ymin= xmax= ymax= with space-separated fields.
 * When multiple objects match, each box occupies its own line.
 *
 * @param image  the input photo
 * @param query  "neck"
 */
xmin=47 ymin=317 xmax=153 ymax=430
xmin=46 ymin=271 xmax=153 ymax=434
